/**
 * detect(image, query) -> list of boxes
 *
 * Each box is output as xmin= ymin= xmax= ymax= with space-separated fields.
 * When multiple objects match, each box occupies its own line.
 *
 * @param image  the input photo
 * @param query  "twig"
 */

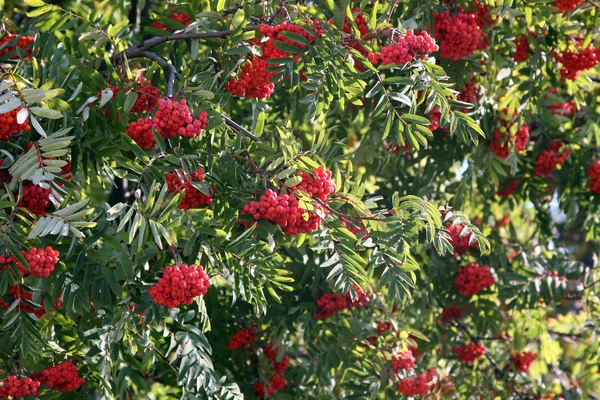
xmin=122 ymin=26 xmax=258 ymax=59
xmin=221 ymin=113 xmax=262 ymax=141
xmin=586 ymin=0 xmax=600 ymax=8
xmin=128 ymin=50 xmax=179 ymax=97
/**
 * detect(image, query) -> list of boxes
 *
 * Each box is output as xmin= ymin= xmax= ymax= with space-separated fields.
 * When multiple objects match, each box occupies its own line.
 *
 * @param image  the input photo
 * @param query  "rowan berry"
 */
xmin=165 ymin=168 xmax=212 ymax=210
xmin=553 ymin=0 xmax=584 ymax=12
xmin=452 ymin=342 xmax=486 ymax=363
xmin=152 ymin=99 xmax=207 ymax=139
xmin=510 ymin=351 xmax=538 ymax=372
xmin=396 ymin=371 xmax=434 ymax=396
xmin=392 ymin=351 xmax=416 ymax=371
xmin=0 ymin=375 xmax=41 ymax=398
xmin=588 ymin=161 xmax=600 ymax=194
xmin=227 ymin=327 xmax=257 ymax=350
xmin=533 ymin=142 xmax=570 ymax=177
xmin=148 ymin=264 xmax=210 ymax=308
xmin=125 ymin=118 xmax=155 ymax=149
xmin=19 ymin=181 xmax=51 ymax=215
xmin=454 ymin=263 xmax=495 ymax=296
xmin=0 ymin=106 xmax=31 ymax=141
xmin=441 ymin=305 xmax=467 ymax=323
xmin=31 ymin=361 xmax=84 ymax=392
xmin=446 ymin=223 xmax=478 ymax=254
xmin=434 ymin=10 xmax=487 ymax=60
xmin=555 ymin=45 xmax=599 ymax=80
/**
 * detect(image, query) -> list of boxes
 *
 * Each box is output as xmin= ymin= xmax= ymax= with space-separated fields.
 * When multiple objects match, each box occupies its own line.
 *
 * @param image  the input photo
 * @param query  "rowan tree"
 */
xmin=0 ymin=0 xmax=599 ymax=399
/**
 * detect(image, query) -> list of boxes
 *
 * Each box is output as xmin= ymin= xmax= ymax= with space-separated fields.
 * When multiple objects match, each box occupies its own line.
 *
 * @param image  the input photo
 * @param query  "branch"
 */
xmin=122 ymin=26 xmax=258 ymax=59
xmin=221 ymin=113 xmax=262 ymax=141
xmin=128 ymin=50 xmax=179 ymax=97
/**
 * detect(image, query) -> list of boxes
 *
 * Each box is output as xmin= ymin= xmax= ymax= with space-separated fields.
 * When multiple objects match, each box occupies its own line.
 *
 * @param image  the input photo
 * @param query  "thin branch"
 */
xmin=128 ymin=50 xmax=179 ymax=97
xmin=221 ymin=113 xmax=262 ymax=141
xmin=122 ymin=26 xmax=258 ymax=59
xmin=586 ymin=0 xmax=600 ymax=8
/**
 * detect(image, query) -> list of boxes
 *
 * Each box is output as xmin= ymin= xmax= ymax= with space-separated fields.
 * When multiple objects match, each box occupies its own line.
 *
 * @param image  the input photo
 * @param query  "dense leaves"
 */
xmin=0 ymin=0 xmax=599 ymax=399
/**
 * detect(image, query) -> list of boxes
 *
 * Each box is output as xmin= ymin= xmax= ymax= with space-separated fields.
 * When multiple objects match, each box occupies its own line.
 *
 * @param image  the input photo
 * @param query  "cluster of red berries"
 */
xmin=452 ymin=342 xmax=486 ymax=363
xmin=587 ymin=161 xmax=600 ymax=194
xmin=30 ymin=361 xmax=84 ymax=392
xmin=130 ymin=78 xmax=160 ymax=113
xmin=376 ymin=321 xmax=393 ymax=335
xmin=0 ymin=32 xmax=34 ymax=58
xmin=252 ymin=342 xmax=290 ymax=397
xmin=454 ymin=263 xmax=495 ymax=296
xmin=510 ymin=351 xmax=538 ymax=372
xmin=497 ymin=178 xmax=521 ymax=197
xmin=343 ymin=7 xmax=369 ymax=37
xmin=0 ymin=106 xmax=31 ymax=141
xmin=553 ymin=0 xmax=584 ymax=12
xmin=472 ymin=1 xmax=494 ymax=28
xmin=153 ymin=99 xmax=208 ymax=139
xmin=433 ymin=10 xmax=487 ymax=60
xmin=253 ymin=375 xmax=287 ymax=397
xmin=0 ymin=376 xmax=40 ymax=398
xmin=226 ymin=22 xmax=323 ymax=99
xmin=441 ymin=305 xmax=466 ymax=323
xmin=368 ymin=30 xmax=438 ymax=65
xmin=340 ymin=217 xmax=368 ymax=238
xmin=555 ymin=45 xmax=599 ymax=80
xmin=315 ymin=284 xmax=369 ymax=320
xmin=0 ymin=284 xmax=62 ymax=317
xmin=446 ymin=223 xmax=478 ymax=254
xmin=457 ymin=78 xmax=478 ymax=107
xmin=165 ymin=168 xmax=213 ymax=210
xmin=533 ymin=142 xmax=570 ymax=177
xmin=148 ymin=264 xmax=210 ymax=308
xmin=151 ymin=12 xmax=191 ymax=31
xmin=496 ymin=215 xmax=510 ymax=227
xmin=514 ymin=33 xmax=535 ymax=62
xmin=489 ymin=109 xmax=530 ymax=158
xmin=240 ymin=189 xmax=324 ymax=235
xmin=396 ymin=370 xmax=435 ymax=396
xmin=392 ymin=351 xmax=416 ymax=372
xmin=19 ymin=181 xmax=51 ymax=215
xmin=240 ymin=167 xmax=335 ymax=235
xmin=292 ymin=167 xmax=336 ymax=201
xmin=14 ymin=246 xmax=60 ymax=277
xmin=227 ymin=327 xmax=258 ymax=350
xmin=125 ymin=118 xmax=155 ymax=149
xmin=428 ymin=106 xmax=442 ymax=131
xmin=549 ymin=100 xmax=576 ymax=116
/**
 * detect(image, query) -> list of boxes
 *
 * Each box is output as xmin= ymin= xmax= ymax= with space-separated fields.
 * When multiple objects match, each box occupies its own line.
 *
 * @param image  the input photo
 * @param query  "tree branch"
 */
xmin=127 ymin=50 xmax=179 ymax=97
xmin=221 ymin=113 xmax=262 ymax=141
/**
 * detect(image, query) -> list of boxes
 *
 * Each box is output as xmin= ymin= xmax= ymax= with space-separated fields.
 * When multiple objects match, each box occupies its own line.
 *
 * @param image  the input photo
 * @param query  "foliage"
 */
xmin=0 ymin=0 xmax=599 ymax=399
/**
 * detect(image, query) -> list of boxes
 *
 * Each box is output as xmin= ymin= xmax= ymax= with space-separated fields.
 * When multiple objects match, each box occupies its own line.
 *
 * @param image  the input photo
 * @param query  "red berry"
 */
xmin=148 ymin=264 xmax=210 ymax=308
xmin=555 ymin=45 xmax=599 ymax=80
xmin=392 ymin=351 xmax=416 ymax=371
xmin=441 ymin=305 xmax=467 ymax=323
xmin=451 ymin=342 xmax=486 ymax=363
xmin=19 ymin=181 xmax=51 ymax=216
xmin=434 ymin=10 xmax=487 ymax=60
xmin=553 ymin=0 xmax=584 ymax=12
xmin=396 ymin=371 xmax=435 ymax=396
xmin=0 ymin=375 xmax=41 ymax=398
xmin=125 ymin=118 xmax=155 ymax=149
xmin=510 ymin=351 xmax=538 ymax=372
xmin=227 ymin=327 xmax=257 ymax=350
xmin=0 ymin=105 xmax=31 ymax=141
xmin=533 ymin=142 xmax=570 ymax=177
xmin=152 ymin=99 xmax=207 ymax=139
xmin=30 ymin=361 xmax=84 ymax=392
xmin=454 ymin=263 xmax=495 ymax=296
xmin=369 ymin=30 xmax=438 ymax=65
xmin=165 ymin=168 xmax=212 ymax=210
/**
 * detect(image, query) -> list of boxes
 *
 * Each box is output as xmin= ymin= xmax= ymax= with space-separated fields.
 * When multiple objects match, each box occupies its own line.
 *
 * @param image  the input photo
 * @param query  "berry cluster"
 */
xmin=396 ymin=370 xmax=435 ymax=396
xmin=428 ymin=106 xmax=442 ymax=131
xmin=340 ymin=217 xmax=368 ymax=238
xmin=369 ymin=30 xmax=438 ymax=65
xmin=446 ymin=223 xmax=478 ymax=254
xmin=555 ymin=45 xmax=599 ymax=80
xmin=0 ymin=105 xmax=31 ymax=141
xmin=489 ymin=109 xmax=529 ymax=158
xmin=514 ymin=33 xmax=536 ymax=62
xmin=510 ymin=351 xmax=538 ymax=372
xmin=165 ymin=168 xmax=213 ymax=210
xmin=588 ymin=161 xmax=600 ymax=194
xmin=240 ymin=167 xmax=336 ymax=235
xmin=227 ymin=327 xmax=257 ymax=350
xmin=392 ymin=351 xmax=416 ymax=372
xmin=152 ymin=99 xmax=208 ymax=139
xmin=553 ymin=0 xmax=584 ymax=12
xmin=252 ymin=342 xmax=290 ymax=397
xmin=376 ymin=321 xmax=393 ymax=335
xmin=0 ymin=32 xmax=34 ymax=58
xmin=130 ymin=78 xmax=160 ymax=113
xmin=19 ymin=181 xmax=51 ymax=215
xmin=497 ymin=179 xmax=521 ymax=197
xmin=454 ymin=263 xmax=495 ymax=296
xmin=148 ymin=264 xmax=210 ymax=308
xmin=0 ymin=285 xmax=61 ymax=317
xmin=151 ymin=12 xmax=191 ymax=31
xmin=292 ymin=167 xmax=336 ymax=201
xmin=441 ymin=305 xmax=466 ymax=323
xmin=226 ymin=22 xmax=323 ymax=99
xmin=433 ymin=10 xmax=487 ymax=60
xmin=125 ymin=118 xmax=155 ymax=149
xmin=315 ymin=284 xmax=369 ymax=320
xmin=533 ymin=142 xmax=570 ymax=177
xmin=549 ymin=100 xmax=576 ymax=116
xmin=0 ymin=376 xmax=40 ymax=398
xmin=343 ymin=8 xmax=369 ymax=37
xmin=253 ymin=375 xmax=287 ymax=397
xmin=472 ymin=1 xmax=494 ymax=29
xmin=31 ymin=361 xmax=84 ymax=392
xmin=452 ymin=342 xmax=486 ymax=363
xmin=19 ymin=246 xmax=60 ymax=277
